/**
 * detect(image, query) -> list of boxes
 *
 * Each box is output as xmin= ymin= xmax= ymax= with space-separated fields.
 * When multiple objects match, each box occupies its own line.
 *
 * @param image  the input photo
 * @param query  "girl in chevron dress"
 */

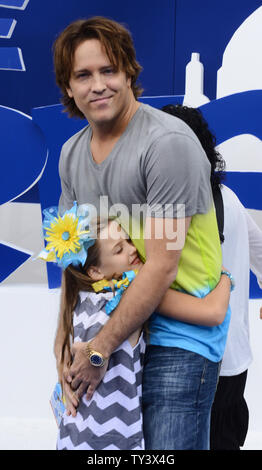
xmin=38 ymin=203 xmax=232 ymax=450
xmin=57 ymin=288 xmax=146 ymax=450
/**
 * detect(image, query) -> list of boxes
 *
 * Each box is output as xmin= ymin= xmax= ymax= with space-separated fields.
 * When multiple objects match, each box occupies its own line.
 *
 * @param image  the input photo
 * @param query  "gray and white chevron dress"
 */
xmin=57 ymin=290 xmax=146 ymax=450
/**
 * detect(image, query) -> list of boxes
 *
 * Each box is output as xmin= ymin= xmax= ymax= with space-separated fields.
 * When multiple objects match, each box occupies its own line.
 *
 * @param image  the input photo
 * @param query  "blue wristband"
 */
xmin=221 ymin=270 xmax=235 ymax=292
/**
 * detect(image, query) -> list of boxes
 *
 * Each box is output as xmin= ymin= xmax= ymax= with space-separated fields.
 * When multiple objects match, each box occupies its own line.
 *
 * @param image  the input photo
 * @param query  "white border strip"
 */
xmin=0 ymin=47 xmax=26 ymax=71
xmin=0 ymin=105 xmax=49 ymax=204
xmin=17 ymin=47 xmax=26 ymax=71
xmin=0 ymin=0 xmax=30 ymax=10
xmin=0 ymin=19 xmax=17 ymax=38
xmin=5 ymin=149 xmax=49 ymax=204
xmin=0 ymin=239 xmax=33 ymax=256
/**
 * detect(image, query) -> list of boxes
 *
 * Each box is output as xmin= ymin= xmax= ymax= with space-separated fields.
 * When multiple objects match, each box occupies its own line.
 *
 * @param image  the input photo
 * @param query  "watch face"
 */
xmin=90 ymin=353 xmax=103 ymax=367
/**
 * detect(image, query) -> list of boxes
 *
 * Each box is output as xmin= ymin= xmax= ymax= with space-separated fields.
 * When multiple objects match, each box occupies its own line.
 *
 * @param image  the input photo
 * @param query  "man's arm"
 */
xmin=67 ymin=216 xmax=191 ymax=400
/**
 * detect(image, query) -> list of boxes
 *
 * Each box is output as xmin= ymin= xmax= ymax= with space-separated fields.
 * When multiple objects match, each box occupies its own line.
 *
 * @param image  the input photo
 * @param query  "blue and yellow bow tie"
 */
xmin=92 ymin=269 xmax=138 ymax=315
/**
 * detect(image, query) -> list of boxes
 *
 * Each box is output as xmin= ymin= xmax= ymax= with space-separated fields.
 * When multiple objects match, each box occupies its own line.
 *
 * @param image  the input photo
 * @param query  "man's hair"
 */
xmin=161 ymin=104 xmax=226 ymax=191
xmin=53 ymin=16 xmax=143 ymax=119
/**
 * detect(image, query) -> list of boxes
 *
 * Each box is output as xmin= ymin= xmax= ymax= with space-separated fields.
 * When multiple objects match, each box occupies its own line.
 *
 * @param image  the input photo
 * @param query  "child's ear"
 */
xmin=87 ymin=266 xmax=104 ymax=281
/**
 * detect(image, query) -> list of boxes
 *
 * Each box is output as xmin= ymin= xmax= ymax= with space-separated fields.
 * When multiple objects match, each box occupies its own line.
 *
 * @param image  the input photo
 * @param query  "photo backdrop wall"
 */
xmin=0 ymin=0 xmax=262 ymax=450
xmin=0 ymin=0 xmax=261 ymax=293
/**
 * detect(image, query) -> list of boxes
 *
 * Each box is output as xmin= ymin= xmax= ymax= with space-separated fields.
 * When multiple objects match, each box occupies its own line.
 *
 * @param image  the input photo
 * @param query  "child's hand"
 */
xmin=62 ymin=363 xmax=79 ymax=417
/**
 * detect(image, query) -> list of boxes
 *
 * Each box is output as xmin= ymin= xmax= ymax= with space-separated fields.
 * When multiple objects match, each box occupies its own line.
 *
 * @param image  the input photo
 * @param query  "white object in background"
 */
xmin=0 ymin=0 xmax=30 ymax=10
xmin=183 ymin=52 xmax=210 ymax=108
xmin=216 ymin=6 xmax=262 ymax=177
xmin=217 ymin=6 xmax=262 ymax=98
xmin=217 ymin=134 xmax=262 ymax=173
xmin=0 ymin=202 xmax=48 ymax=285
xmin=215 ymin=4 xmax=262 ymax=230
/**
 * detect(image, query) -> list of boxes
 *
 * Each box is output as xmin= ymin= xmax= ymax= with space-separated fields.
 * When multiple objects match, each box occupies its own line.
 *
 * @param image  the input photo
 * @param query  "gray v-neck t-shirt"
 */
xmin=58 ymin=103 xmax=212 ymax=219
xmin=58 ymin=103 xmax=226 ymax=360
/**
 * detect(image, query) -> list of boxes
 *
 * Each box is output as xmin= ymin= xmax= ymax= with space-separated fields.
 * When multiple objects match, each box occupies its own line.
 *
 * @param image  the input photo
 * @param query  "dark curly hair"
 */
xmin=161 ymin=104 xmax=226 ymax=191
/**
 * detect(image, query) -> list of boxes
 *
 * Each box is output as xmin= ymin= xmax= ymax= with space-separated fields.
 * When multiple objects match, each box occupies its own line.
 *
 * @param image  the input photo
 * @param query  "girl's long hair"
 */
xmin=58 ymin=219 xmax=105 ymax=371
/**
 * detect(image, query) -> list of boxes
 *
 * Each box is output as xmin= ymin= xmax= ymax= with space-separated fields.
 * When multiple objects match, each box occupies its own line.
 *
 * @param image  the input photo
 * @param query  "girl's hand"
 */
xmin=62 ymin=362 xmax=79 ymax=417
xmin=221 ymin=265 xmax=229 ymax=272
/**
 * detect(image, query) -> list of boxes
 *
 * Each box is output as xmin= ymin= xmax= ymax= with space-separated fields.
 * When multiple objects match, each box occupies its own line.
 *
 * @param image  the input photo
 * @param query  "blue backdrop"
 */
xmin=0 ymin=0 xmax=261 ymax=295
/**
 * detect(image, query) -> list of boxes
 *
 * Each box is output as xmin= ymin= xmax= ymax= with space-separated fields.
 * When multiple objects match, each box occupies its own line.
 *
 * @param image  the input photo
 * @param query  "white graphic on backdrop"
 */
xmin=219 ymin=134 xmax=262 ymax=173
xmin=183 ymin=53 xmax=210 ymax=108
xmin=0 ymin=0 xmax=29 ymax=10
xmin=216 ymin=6 xmax=262 ymax=174
xmin=0 ymin=1 xmax=28 ymax=70
xmin=217 ymin=6 xmax=262 ymax=98
xmin=0 ymin=18 xmax=16 ymax=38
xmin=184 ymin=7 xmax=262 ymax=175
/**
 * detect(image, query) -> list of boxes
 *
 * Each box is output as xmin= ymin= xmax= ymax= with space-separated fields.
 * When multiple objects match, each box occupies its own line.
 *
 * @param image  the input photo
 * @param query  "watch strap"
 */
xmin=85 ymin=342 xmax=107 ymax=367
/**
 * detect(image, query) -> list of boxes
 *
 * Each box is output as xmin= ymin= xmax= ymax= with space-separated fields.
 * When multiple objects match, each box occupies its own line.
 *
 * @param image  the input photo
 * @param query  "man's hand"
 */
xmin=67 ymin=342 xmax=108 ymax=401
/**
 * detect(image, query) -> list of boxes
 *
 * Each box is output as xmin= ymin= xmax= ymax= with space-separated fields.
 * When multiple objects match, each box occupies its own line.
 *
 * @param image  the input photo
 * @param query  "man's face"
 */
xmin=96 ymin=221 xmax=143 ymax=280
xmin=67 ymin=39 xmax=132 ymax=126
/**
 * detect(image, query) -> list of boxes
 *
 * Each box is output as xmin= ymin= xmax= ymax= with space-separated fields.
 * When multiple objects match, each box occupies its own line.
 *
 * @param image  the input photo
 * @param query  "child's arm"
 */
xmin=157 ymin=272 xmax=231 ymax=326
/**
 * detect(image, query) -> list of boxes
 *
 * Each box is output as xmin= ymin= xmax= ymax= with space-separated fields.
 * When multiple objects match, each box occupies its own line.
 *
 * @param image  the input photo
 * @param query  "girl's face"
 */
xmin=94 ymin=220 xmax=143 ymax=280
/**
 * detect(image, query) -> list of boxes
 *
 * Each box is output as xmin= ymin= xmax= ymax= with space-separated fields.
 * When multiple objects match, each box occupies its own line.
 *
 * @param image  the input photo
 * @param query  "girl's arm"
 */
xmin=157 ymin=272 xmax=231 ymax=326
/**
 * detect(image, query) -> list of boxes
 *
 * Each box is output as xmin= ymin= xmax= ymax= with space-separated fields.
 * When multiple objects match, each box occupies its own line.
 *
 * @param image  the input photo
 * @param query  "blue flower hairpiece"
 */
xmin=38 ymin=202 xmax=96 ymax=270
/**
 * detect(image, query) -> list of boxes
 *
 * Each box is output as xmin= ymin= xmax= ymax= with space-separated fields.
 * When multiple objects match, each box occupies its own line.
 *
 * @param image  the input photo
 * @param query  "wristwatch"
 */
xmin=85 ymin=343 xmax=107 ymax=367
xmin=221 ymin=270 xmax=235 ymax=292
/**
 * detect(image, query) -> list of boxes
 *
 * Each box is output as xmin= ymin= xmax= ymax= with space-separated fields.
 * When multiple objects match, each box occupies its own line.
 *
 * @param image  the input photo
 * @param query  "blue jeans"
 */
xmin=142 ymin=346 xmax=220 ymax=450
